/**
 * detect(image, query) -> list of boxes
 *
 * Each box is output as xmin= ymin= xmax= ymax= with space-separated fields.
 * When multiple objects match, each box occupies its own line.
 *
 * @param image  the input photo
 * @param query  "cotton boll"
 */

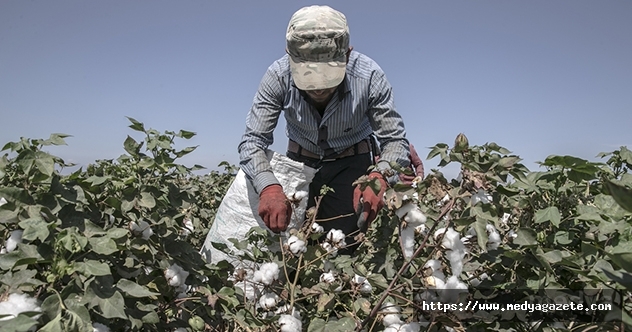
xmin=253 ymin=262 xmax=279 ymax=286
xmin=182 ymin=218 xmax=194 ymax=236
xmin=400 ymin=226 xmax=416 ymax=259
xmin=279 ymin=314 xmax=302 ymax=332
xmin=92 ymin=322 xmax=111 ymax=332
xmin=4 ymin=230 xmax=23 ymax=253
xmin=352 ymin=274 xmax=373 ymax=294
xmin=441 ymin=276 xmax=469 ymax=303
xmin=383 ymin=313 xmax=403 ymax=327
xmin=487 ymin=232 xmax=501 ymax=250
xmin=165 ymin=264 xmax=189 ymax=287
xmin=471 ymin=189 xmax=491 ymax=205
xmin=0 ymin=293 xmax=41 ymax=321
xmin=130 ymin=220 xmax=153 ymax=240
xmin=384 ymin=325 xmax=402 ymax=332
xmin=508 ymin=229 xmax=518 ymax=239
xmin=446 ymin=248 xmax=466 ymax=276
xmin=381 ymin=302 xmax=402 ymax=327
xmin=440 ymin=228 xmax=462 ymax=250
xmin=401 ymin=322 xmax=422 ymax=332
xmin=287 ymin=235 xmax=307 ymax=255
xmin=0 ymin=197 xmax=7 ymax=206
xmin=326 ymin=229 xmax=346 ymax=246
xmin=396 ymin=202 xmax=427 ymax=227
xmin=311 ymin=222 xmax=324 ymax=233
xmin=259 ymin=292 xmax=280 ymax=310
xmin=320 ymin=272 xmax=335 ymax=284
xmin=424 ymin=259 xmax=442 ymax=273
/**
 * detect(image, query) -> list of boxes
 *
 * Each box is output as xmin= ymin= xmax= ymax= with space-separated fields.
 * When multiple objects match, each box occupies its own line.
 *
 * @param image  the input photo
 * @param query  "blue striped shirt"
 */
xmin=238 ymin=50 xmax=410 ymax=193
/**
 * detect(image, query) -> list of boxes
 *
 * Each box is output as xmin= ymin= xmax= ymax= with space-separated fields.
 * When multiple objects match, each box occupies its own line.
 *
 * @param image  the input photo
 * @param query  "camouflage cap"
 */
xmin=286 ymin=5 xmax=349 ymax=90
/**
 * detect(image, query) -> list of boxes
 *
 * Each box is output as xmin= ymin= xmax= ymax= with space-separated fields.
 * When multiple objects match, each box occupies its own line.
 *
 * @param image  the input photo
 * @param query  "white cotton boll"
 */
xmin=439 ymin=228 xmax=462 ymax=250
xmin=254 ymin=262 xmax=279 ymax=286
xmin=401 ymin=322 xmax=422 ymax=332
xmin=396 ymin=202 xmax=427 ymax=227
xmin=287 ymin=235 xmax=307 ymax=255
xmin=441 ymin=276 xmax=469 ymax=303
xmin=165 ymin=264 xmax=189 ymax=287
xmin=279 ymin=314 xmax=302 ymax=332
xmin=352 ymin=274 xmax=373 ymax=294
xmin=487 ymin=232 xmax=501 ymax=250
xmin=5 ymin=230 xmax=24 ymax=253
xmin=471 ymin=189 xmax=491 ymax=205
xmin=130 ymin=220 xmax=153 ymax=240
xmin=446 ymin=248 xmax=466 ymax=276
xmin=320 ymin=272 xmax=335 ymax=284
xmin=0 ymin=197 xmax=7 ymax=206
xmin=470 ymin=272 xmax=489 ymax=287
xmin=0 ymin=293 xmax=41 ymax=321
xmin=311 ymin=222 xmax=324 ymax=233
xmin=182 ymin=218 xmax=194 ymax=236
xmin=289 ymin=191 xmax=308 ymax=201
xmin=424 ymin=259 xmax=442 ymax=273
xmin=501 ymin=213 xmax=511 ymax=225
xmin=92 ymin=322 xmax=111 ymax=332
xmin=437 ymin=194 xmax=450 ymax=207
xmin=326 ymin=229 xmax=346 ymax=246
xmin=400 ymin=226 xmax=416 ymax=260
xmin=508 ymin=229 xmax=518 ymax=239
xmin=259 ymin=292 xmax=280 ymax=310
xmin=384 ymin=325 xmax=402 ymax=332
xmin=383 ymin=313 xmax=403 ymax=327
xmin=320 ymin=242 xmax=338 ymax=257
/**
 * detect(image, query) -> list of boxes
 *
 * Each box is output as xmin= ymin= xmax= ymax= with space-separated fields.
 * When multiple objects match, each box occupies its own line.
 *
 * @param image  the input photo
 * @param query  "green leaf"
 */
xmin=317 ymin=292 xmax=335 ymax=312
xmin=0 ymin=315 xmax=39 ymax=332
xmin=513 ymin=228 xmax=537 ymax=246
xmin=126 ymin=116 xmax=145 ymax=132
xmin=46 ymin=133 xmax=71 ymax=146
xmin=138 ymin=192 xmax=156 ymax=209
xmin=34 ymin=151 xmax=55 ymax=176
xmin=307 ymin=318 xmax=327 ymax=332
xmin=19 ymin=217 xmax=50 ymax=242
xmin=608 ymin=241 xmax=632 ymax=273
xmin=99 ymin=290 xmax=128 ymax=319
xmin=604 ymin=179 xmax=632 ymax=213
xmin=327 ymin=317 xmax=357 ymax=332
xmin=89 ymin=237 xmax=119 ymax=255
xmin=534 ymin=206 xmax=561 ymax=227
xmin=116 ymin=279 xmax=159 ymax=298
xmin=38 ymin=313 xmax=63 ymax=332
xmin=123 ymin=135 xmax=141 ymax=157
xmin=73 ymin=260 xmax=111 ymax=276
xmin=177 ymin=130 xmax=196 ymax=139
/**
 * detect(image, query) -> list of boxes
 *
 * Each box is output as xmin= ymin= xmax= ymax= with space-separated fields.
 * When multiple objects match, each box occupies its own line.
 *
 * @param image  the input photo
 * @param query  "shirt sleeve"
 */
xmin=238 ymin=67 xmax=284 ymax=193
xmin=367 ymin=69 xmax=411 ymax=170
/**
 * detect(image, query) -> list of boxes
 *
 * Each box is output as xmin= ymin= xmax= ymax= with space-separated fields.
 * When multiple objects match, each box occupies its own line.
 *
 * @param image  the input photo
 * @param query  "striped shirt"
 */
xmin=238 ymin=50 xmax=410 ymax=193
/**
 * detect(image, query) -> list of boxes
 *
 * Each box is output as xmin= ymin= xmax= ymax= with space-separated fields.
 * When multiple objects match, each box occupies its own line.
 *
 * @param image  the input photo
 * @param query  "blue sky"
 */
xmin=1 ymin=1 xmax=631 ymax=179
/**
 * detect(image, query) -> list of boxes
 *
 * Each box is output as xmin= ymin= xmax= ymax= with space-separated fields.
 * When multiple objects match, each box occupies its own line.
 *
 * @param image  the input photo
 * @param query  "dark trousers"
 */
xmin=287 ymin=151 xmax=373 ymax=253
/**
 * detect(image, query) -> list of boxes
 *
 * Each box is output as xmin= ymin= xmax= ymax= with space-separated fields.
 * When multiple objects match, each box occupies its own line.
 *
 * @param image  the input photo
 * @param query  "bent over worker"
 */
xmin=238 ymin=5 xmax=423 ymax=250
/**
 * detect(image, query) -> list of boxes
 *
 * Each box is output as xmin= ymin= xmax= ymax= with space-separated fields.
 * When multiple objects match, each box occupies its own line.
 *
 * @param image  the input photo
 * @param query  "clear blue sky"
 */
xmin=2 ymin=1 xmax=631 ymax=178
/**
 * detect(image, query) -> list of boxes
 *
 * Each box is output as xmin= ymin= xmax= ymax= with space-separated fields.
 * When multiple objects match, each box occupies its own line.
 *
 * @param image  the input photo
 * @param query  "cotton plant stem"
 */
xmin=357 ymin=198 xmax=456 ymax=331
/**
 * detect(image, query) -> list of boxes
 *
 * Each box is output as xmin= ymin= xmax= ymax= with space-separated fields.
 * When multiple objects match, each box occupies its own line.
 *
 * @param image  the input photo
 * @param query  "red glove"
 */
xmin=258 ymin=184 xmax=292 ymax=233
xmin=353 ymin=172 xmax=387 ymax=228
xmin=400 ymin=144 xmax=425 ymax=184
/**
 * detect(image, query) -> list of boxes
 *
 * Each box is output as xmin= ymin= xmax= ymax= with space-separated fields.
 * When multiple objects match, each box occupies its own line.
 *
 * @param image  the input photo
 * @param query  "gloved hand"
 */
xmin=353 ymin=172 xmax=387 ymax=229
xmin=258 ymin=184 xmax=292 ymax=233
xmin=400 ymin=144 xmax=425 ymax=185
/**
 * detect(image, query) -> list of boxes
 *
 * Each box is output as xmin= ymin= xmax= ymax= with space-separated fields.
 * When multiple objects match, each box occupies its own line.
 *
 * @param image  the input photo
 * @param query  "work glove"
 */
xmin=353 ymin=172 xmax=387 ymax=230
xmin=258 ymin=184 xmax=292 ymax=233
xmin=400 ymin=144 xmax=425 ymax=185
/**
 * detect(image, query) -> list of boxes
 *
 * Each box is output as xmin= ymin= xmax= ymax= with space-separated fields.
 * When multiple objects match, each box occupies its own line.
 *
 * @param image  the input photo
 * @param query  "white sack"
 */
xmin=201 ymin=150 xmax=316 ymax=265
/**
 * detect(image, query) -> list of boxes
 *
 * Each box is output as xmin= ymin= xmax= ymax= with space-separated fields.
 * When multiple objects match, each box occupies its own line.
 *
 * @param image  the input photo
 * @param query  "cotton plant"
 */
xmin=0 ymin=293 xmax=41 ymax=323
xmin=1 ymin=229 xmax=23 ymax=253
xmin=129 ymin=219 xmax=153 ymax=240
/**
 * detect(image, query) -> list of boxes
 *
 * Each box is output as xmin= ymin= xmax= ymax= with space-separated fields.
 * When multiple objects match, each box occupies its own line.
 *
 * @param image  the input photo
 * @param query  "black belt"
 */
xmin=287 ymin=139 xmax=371 ymax=161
